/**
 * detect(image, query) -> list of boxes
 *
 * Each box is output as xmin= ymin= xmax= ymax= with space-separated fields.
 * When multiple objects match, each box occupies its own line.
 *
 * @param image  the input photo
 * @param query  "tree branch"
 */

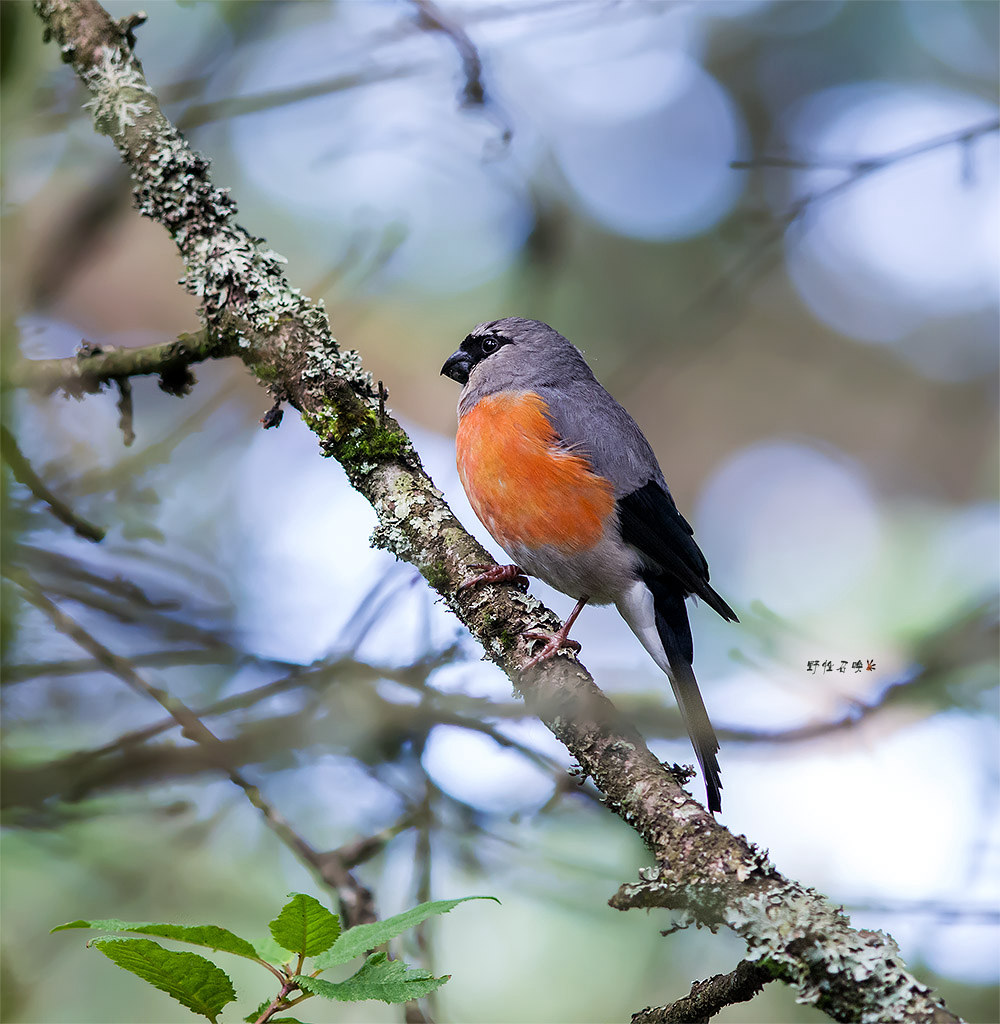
xmin=632 ymin=960 xmax=773 ymax=1023
xmin=659 ymin=117 xmax=1000 ymax=357
xmin=410 ymin=0 xmax=511 ymax=144
xmin=9 ymin=331 xmax=219 ymax=396
xmin=1 ymin=425 xmax=105 ymax=541
xmin=11 ymin=569 xmax=375 ymax=926
xmin=27 ymin=4 xmax=964 ymax=1021
xmin=731 ymin=118 xmax=1000 ymax=177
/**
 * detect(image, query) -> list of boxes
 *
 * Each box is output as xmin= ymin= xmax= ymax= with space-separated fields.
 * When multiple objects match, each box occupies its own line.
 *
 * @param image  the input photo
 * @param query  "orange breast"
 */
xmin=456 ymin=391 xmax=614 ymax=553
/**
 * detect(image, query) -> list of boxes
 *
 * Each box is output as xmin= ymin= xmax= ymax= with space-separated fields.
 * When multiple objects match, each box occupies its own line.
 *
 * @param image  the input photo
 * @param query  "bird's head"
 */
xmin=441 ymin=317 xmax=591 ymax=410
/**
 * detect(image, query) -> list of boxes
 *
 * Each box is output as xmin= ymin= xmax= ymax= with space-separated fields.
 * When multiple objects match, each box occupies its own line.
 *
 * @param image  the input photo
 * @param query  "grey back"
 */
xmin=458 ymin=317 xmax=666 ymax=499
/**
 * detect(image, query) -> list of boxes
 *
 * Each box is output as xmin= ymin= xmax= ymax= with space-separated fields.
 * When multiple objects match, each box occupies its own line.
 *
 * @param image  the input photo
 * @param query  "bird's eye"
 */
xmin=481 ymin=336 xmax=500 ymax=354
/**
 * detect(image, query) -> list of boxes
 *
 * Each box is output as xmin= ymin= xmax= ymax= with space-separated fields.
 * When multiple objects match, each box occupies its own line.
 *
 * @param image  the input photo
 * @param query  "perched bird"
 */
xmin=441 ymin=317 xmax=738 ymax=813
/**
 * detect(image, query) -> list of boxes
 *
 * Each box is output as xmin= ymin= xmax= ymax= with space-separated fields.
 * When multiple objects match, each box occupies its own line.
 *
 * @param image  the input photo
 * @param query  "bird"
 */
xmin=441 ymin=317 xmax=738 ymax=813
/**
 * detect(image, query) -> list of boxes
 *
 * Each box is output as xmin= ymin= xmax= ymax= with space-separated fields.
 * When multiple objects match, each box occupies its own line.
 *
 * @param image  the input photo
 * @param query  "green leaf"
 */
xmin=253 ymin=933 xmax=294 ymax=965
xmin=296 ymin=952 xmax=448 ymax=1004
xmin=53 ymin=919 xmax=259 ymax=960
xmin=314 ymin=896 xmax=497 ymax=969
xmin=92 ymin=938 xmax=235 ymax=1023
xmin=268 ymin=893 xmax=340 ymax=957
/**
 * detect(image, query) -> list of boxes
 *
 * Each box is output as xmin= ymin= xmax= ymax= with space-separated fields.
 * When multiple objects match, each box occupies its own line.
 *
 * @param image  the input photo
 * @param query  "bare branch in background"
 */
xmin=182 ymin=65 xmax=419 ymax=131
xmin=662 ymin=117 xmax=1000 ymax=359
xmin=11 ymin=568 xmax=376 ymax=927
xmin=411 ymin=0 xmax=512 ymax=145
xmin=23 ymin=3 xmax=968 ymax=1021
xmin=731 ymin=118 xmax=1000 ymax=177
xmin=1 ymin=426 xmax=106 ymax=542
xmin=638 ymin=600 xmax=997 ymax=746
xmin=3 ymin=647 xmax=237 ymax=684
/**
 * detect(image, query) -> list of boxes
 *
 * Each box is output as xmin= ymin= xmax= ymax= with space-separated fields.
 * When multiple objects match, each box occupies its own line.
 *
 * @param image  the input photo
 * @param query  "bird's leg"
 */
xmin=523 ymin=596 xmax=589 ymax=669
xmin=459 ymin=563 xmax=528 ymax=591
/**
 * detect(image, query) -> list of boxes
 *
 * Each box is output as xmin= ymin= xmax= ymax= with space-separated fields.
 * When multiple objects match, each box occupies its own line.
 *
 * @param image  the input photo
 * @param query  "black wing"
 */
xmin=618 ymin=481 xmax=738 ymax=624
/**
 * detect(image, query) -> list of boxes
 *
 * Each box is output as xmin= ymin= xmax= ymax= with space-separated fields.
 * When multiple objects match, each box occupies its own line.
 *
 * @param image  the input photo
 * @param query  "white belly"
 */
xmin=507 ymin=531 xmax=639 ymax=605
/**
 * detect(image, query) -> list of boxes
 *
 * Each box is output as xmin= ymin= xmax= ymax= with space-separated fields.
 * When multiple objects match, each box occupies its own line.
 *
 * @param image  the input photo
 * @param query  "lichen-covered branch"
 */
xmin=28 ymin=4 xmax=963 ymax=1022
xmin=611 ymin=872 xmax=959 ymax=1024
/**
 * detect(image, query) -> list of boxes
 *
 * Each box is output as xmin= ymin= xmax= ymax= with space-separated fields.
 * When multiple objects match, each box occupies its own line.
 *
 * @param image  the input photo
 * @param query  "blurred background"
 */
xmin=1 ymin=1 xmax=997 ymax=1022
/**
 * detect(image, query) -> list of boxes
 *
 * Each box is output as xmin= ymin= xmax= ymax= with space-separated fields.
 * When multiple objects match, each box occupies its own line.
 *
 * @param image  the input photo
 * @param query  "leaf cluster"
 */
xmin=53 ymin=893 xmax=496 ymax=1023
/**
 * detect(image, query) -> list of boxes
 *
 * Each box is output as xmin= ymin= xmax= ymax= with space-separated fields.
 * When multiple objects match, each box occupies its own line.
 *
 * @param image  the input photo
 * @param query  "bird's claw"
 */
xmin=459 ymin=563 xmax=528 ymax=591
xmin=522 ymin=629 xmax=582 ymax=669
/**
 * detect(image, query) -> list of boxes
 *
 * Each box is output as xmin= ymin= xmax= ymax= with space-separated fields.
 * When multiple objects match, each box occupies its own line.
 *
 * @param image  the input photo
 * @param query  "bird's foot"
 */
xmin=522 ymin=627 xmax=583 ymax=669
xmin=521 ymin=595 xmax=589 ymax=670
xmin=459 ymin=563 xmax=527 ymax=591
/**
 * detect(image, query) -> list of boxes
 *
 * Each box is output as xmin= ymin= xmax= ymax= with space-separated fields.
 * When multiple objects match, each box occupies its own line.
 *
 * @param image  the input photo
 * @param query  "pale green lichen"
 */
xmin=82 ymin=47 xmax=152 ymax=135
xmin=615 ymin=868 xmax=952 ymax=1023
xmin=302 ymin=339 xmax=374 ymax=403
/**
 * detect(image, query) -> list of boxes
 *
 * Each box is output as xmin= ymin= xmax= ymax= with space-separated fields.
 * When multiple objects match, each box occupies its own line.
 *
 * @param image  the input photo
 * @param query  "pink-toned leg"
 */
xmin=523 ymin=596 xmax=589 ymax=669
xmin=459 ymin=563 xmax=528 ymax=591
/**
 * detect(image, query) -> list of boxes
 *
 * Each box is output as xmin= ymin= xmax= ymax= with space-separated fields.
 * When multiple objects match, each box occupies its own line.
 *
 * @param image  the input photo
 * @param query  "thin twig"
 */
xmin=330 ymin=811 xmax=421 ymax=870
xmin=410 ymin=0 xmax=511 ymax=144
xmin=3 ymin=647 xmax=239 ymax=684
xmin=632 ymin=960 xmax=773 ymax=1023
xmin=731 ymin=118 xmax=1000 ymax=174
xmin=115 ymin=377 xmax=135 ymax=446
xmin=684 ymin=117 xmax=1000 ymax=322
xmin=0 ymin=426 xmax=105 ymax=542
xmin=377 ymin=380 xmax=387 ymax=428
xmin=624 ymin=115 xmax=1000 ymax=379
xmin=11 ymin=568 xmax=375 ymax=926
xmin=411 ymin=0 xmax=486 ymax=106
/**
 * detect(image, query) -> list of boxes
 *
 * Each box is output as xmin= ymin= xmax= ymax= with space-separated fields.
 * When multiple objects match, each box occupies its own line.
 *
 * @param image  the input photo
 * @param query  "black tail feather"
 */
xmin=699 ymin=582 xmax=740 ymax=625
xmin=647 ymin=577 xmax=723 ymax=813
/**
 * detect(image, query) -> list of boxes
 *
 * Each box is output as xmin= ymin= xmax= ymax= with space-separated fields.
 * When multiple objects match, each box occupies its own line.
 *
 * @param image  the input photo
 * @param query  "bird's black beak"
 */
xmin=441 ymin=349 xmax=472 ymax=385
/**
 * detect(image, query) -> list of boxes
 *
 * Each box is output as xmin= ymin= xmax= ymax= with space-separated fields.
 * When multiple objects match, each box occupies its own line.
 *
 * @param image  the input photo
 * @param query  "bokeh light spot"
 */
xmin=550 ymin=57 xmax=745 ymax=240
xmin=780 ymin=83 xmax=999 ymax=362
xmin=696 ymin=440 xmax=881 ymax=615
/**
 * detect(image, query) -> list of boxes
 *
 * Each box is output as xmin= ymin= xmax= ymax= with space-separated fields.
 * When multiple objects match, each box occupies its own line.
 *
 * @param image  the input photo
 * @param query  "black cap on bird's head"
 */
xmin=441 ymin=317 xmax=591 ymax=392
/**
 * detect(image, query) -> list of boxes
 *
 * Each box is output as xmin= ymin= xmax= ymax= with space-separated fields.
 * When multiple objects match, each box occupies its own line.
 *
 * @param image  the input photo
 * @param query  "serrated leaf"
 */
xmin=314 ymin=896 xmax=497 ymax=969
xmin=53 ymin=918 xmax=259 ymax=960
xmin=268 ymin=894 xmax=340 ymax=957
xmin=92 ymin=938 xmax=235 ymax=1022
xmin=296 ymin=952 xmax=448 ymax=1004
